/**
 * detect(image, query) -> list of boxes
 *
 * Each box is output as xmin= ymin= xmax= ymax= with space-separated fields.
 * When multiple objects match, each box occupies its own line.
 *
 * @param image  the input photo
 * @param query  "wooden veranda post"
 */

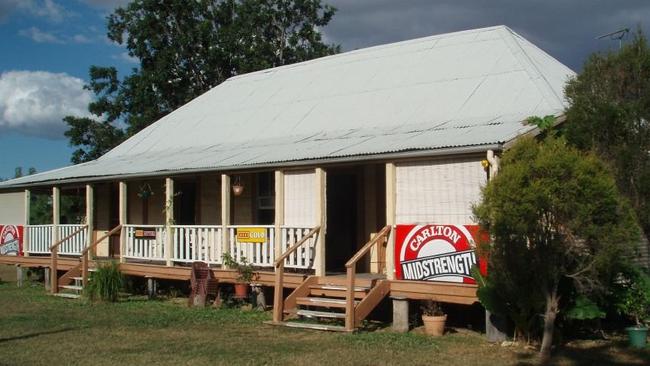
xmin=314 ymin=168 xmax=326 ymax=276
xmin=86 ymin=184 xmax=94 ymax=256
xmin=385 ymin=163 xmax=397 ymax=280
xmin=119 ymin=182 xmax=127 ymax=263
xmin=165 ymin=178 xmax=174 ymax=266
xmin=274 ymin=170 xmax=284 ymax=264
xmin=23 ymin=189 xmax=30 ymax=257
xmin=50 ymin=186 xmax=60 ymax=293
xmin=221 ymin=174 xmax=231 ymax=262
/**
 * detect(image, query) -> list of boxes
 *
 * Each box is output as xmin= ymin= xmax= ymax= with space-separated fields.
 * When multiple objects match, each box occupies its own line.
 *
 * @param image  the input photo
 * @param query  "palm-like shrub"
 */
xmin=85 ymin=261 xmax=123 ymax=302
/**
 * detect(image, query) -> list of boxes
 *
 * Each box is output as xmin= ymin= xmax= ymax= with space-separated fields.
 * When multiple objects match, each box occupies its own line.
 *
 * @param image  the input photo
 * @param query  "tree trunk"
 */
xmin=540 ymin=289 xmax=559 ymax=364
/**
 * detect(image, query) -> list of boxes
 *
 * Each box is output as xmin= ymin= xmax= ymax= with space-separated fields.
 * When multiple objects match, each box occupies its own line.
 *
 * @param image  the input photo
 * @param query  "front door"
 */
xmin=325 ymin=169 xmax=359 ymax=272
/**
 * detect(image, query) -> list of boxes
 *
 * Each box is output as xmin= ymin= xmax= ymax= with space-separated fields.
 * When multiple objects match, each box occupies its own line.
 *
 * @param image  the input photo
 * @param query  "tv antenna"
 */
xmin=596 ymin=28 xmax=629 ymax=49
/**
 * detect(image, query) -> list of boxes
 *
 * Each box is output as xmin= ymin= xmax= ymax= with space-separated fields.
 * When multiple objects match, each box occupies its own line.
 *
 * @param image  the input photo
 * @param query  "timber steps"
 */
xmin=54 ymin=269 xmax=94 ymax=299
xmin=272 ymin=274 xmax=388 ymax=332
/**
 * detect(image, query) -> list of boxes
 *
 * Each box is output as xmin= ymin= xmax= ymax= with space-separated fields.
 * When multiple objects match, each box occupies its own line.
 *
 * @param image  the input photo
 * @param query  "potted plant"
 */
xmin=617 ymin=268 xmax=650 ymax=348
xmin=222 ymin=253 xmax=256 ymax=298
xmin=421 ymin=300 xmax=447 ymax=336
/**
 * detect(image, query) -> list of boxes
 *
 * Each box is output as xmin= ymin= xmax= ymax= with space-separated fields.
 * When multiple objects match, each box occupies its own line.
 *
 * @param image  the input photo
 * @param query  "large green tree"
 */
xmin=65 ymin=0 xmax=339 ymax=163
xmin=564 ymin=31 xmax=650 ymax=240
xmin=473 ymin=136 xmax=639 ymax=362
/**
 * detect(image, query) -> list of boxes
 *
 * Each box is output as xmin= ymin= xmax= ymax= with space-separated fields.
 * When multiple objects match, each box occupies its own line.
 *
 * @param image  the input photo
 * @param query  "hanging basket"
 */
xmin=232 ymin=184 xmax=244 ymax=196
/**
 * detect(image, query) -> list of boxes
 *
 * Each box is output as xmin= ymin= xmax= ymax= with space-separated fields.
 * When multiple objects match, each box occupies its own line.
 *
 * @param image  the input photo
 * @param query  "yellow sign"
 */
xmin=236 ymin=227 xmax=266 ymax=243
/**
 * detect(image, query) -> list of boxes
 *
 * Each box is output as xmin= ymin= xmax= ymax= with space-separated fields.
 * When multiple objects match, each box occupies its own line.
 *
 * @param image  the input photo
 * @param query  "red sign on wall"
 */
xmin=0 ymin=225 xmax=23 ymax=256
xmin=394 ymin=224 xmax=487 ymax=284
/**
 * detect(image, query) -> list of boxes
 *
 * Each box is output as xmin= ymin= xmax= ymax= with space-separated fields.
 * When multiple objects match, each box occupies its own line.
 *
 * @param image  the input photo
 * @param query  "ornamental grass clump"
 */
xmin=85 ymin=261 xmax=123 ymax=302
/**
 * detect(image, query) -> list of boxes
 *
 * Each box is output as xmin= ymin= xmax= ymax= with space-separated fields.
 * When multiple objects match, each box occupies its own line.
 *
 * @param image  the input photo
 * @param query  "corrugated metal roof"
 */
xmin=1 ymin=25 xmax=575 ymax=188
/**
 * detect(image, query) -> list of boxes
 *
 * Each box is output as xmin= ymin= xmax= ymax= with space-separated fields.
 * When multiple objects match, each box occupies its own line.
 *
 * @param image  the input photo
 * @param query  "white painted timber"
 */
xmin=26 ymin=225 xmax=53 ymax=254
xmin=172 ymin=225 xmax=223 ymax=264
xmin=0 ymin=192 xmax=25 ymax=225
xmin=283 ymin=170 xmax=316 ymax=227
xmin=124 ymin=224 xmax=166 ymax=261
xmin=396 ymin=158 xmax=487 ymax=225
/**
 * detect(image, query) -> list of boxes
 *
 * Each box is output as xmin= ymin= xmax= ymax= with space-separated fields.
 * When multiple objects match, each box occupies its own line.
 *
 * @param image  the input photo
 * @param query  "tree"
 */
xmin=65 ymin=0 xmax=339 ymax=164
xmin=564 ymin=30 xmax=650 ymax=241
xmin=473 ymin=136 xmax=639 ymax=362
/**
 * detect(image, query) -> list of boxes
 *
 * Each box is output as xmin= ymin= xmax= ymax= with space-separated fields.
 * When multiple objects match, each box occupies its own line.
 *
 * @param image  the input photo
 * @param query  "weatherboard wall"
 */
xmin=395 ymin=157 xmax=486 ymax=225
xmin=0 ymin=192 xmax=24 ymax=225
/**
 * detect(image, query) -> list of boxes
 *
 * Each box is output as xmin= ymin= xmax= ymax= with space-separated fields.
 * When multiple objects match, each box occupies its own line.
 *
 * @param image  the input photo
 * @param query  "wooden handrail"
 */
xmin=344 ymin=225 xmax=391 ymax=331
xmin=81 ymin=224 xmax=122 ymax=256
xmin=274 ymin=226 xmax=320 ymax=267
xmin=49 ymin=224 xmax=88 ymax=250
xmin=344 ymin=225 xmax=391 ymax=269
xmin=272 ymin=226 xmax=321 ymax=323
xmin=81 ymin=225 xmax=122 ymax=288
xmin=50 ymin=224 xmax=88 ymax=294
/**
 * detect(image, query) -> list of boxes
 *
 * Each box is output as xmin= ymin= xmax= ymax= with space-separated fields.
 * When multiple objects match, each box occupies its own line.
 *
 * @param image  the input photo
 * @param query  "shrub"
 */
xmin=85 ymin=261 xmax=123 ymax=302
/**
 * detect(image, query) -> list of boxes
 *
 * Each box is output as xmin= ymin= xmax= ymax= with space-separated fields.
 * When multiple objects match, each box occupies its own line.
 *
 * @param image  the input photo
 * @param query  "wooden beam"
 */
xmin=119 ymin=181 xmax=127 ymax=263
xmin=274 ymin=170 xmax=284 ymax=262
xmin=23 ymin=189 xmax=30 ymax=257
xmin=385 ymin=163 xmax=396 ymax=280
xmin=165 ymin=178 xmax=174 ymax=266
xmin=221 ymin=174 xmax=231 ymax=262
xmin=86 ymin=184 xmax=94 ymax=256
xmin=314 ymin=168 xmax=326 ymax=276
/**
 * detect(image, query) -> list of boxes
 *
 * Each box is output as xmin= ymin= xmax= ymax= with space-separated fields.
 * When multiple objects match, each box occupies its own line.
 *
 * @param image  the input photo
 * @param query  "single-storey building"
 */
xmin=0 ymin=25 xmax=575 ymax=331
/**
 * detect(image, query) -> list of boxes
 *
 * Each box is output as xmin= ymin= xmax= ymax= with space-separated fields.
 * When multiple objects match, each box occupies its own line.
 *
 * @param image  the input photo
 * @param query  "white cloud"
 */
xmin=1 ymin=0 xmax=69 ymax=22
xmin=0 ymin=71 xmax=93 ymax=139
xmin=77 ymin=0 xmax=131 ymax=9
xmin=19 ymin=27 xmax=64 ymax=44
xmin=113 ymin=51 xmax=138 ymax=64
xmin=72 ymin=34 xmax=91 ymax=43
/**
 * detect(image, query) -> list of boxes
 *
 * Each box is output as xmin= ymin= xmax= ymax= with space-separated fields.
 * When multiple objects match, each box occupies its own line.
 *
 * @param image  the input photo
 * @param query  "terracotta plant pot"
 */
xmin=422 ymin=314 xmax=447 ymax=336
xmin=234 ymin=283 xmax=249 ymax=298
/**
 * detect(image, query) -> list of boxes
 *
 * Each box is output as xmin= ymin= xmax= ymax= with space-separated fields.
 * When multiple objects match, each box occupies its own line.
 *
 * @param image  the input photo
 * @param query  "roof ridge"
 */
xmin=498 ymin=26 xmax=569 ymax=109
xmin=225 ymin=25 xmax=510 ymax=83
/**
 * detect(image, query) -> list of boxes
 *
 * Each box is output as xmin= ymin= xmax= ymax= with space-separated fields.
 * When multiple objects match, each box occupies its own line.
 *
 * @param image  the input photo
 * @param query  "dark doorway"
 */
xmin=326 ymin=168 xmax=359 ymax=272
xmin=109 ymin=183 xmax=120 ymax=257
xmin=175 ymin=181 xmax=197 ymax=225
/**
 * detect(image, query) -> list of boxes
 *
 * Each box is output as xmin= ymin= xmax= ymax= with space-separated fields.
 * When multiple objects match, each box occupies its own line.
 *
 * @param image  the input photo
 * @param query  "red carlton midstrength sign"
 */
xmin=394 ymin=224 xmax=486 ymax=284
xmin=0 ymin=225 xmax=23 ymax=256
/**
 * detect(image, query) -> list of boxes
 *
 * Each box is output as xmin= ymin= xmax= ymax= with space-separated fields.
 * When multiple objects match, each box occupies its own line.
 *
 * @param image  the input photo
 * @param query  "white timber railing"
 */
xmin=124 ymin=224 xmax=166 ymax=261
xmin=172 ymin=225 xmax=223 ymax=264
xmin=120 ymin=223 xmax=318 ymax=269
xmin=26 ymin=224 xmax=53 ymax=254
xmin=280 ymin=226 xmax=318 ymax=269
xmin=57 ymin=224 xmax=89 ymax=255
xmin=26 ymin=224 xmax=88 ymax=255
xmin=228 ymin=225 xmax=275 ymax=267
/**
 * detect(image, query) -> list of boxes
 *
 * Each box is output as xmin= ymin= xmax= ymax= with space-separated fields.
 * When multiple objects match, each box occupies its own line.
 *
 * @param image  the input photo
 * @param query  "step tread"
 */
xmin=309 ymin=284 xmax=370 ymax=292
xmin=71 ymin=276 xmax=91 ymax=281
xmin=59 ymin=285 xmax=83 ymax=291
xmin=276 ymin=321 xmax=348 ymax=332
xmin=296 ymin=309 xmax=346 ymax=319
xmin=296 ymin=296 xmax=358 ymax=308
xmin=54 ymin=293 xmax=81 ymax=299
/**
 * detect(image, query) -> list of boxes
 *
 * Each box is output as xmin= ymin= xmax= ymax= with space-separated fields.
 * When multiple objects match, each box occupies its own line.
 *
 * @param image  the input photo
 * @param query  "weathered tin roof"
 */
xmin=2 ymin=25 xmax=575 ymax=187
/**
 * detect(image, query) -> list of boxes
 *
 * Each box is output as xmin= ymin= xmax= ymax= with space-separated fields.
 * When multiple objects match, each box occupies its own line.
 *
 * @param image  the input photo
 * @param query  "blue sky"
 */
xmin=1 ymin=0 xmax=649 ymax=180
xmin=0 ymin=0 xmax=133 ymax=180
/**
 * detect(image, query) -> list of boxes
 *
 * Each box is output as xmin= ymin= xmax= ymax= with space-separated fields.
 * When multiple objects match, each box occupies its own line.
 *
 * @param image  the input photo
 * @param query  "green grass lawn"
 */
xmin=0 ymin=271 xmax=648 ymax=365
